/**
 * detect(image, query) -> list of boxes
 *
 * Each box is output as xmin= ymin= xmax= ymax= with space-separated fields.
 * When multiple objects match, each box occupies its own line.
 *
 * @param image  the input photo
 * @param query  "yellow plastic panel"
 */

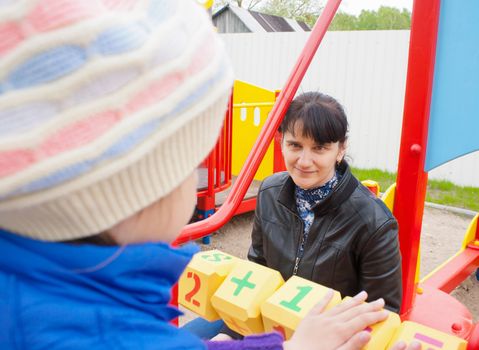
xmin=461 ymin=213 xmax=479 ymax=249
xmin=232 ymin=80 xmax=277 ymax=181
xmin=261 ymin=276 xmax=341 ymax=340
xmin=387 ymin=321 xmax=467 ymax=350
xmin=381 ymin=183 xmax=396 ymax=212
xmin=211 ymin=260 xmax=284 ymax=335
xmin=196 ymin=0 xmax=214 ymax=9
xmin=179 ymin=250 xmax=237 ymax=321
xmin=362 ymin=180 xmax=381 ymax=197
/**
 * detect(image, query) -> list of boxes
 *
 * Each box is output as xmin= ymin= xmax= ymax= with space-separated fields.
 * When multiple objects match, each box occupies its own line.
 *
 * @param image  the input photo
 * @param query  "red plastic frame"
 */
xmin=393 ymin=0 xmax=441 ymax=315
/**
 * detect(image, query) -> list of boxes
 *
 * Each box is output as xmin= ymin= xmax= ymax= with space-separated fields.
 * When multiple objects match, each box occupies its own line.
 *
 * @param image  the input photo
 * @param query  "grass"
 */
xmin=351 ymin=167 xmax=479 ymax=212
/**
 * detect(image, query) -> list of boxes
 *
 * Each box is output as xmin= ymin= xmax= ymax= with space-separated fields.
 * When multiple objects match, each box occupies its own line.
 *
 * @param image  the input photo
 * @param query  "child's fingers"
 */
xmin=320 ymin=291 xmax=368 ymax=317
xmin=390 ymin=341 xmax=422 ymax=350
xmin=409 ymin=341 xmax=422 ymax=350
xmin=305 ymin=289 xmax=335 ymax=316
xmin=337 ymin=331 xmax=371 ymax=350
xmin=334 ymin=298 xmax=385 ymax=323
xmin=389 ymin=341 xmax=407 ymax=350
xmin=344 ymin=309 xmax=390 ymax=332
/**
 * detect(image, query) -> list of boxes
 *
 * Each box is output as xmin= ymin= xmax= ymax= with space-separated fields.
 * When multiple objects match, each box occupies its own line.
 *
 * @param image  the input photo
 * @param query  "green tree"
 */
xmin=329 ymin=11 xmax=358 ymax=31
xmin=213 ymin=1 xmax=411 ymax=31
xmin=357 ymin=10 xmax=378 ymax=30
xmin=329 ymin=6 xmax=411 ymax=31
xmin=213 ymin=0 xmax=263 ymax=11
xmin=376 ymin=6 xmax=411 ymax=29
xmin=259 ymin=0 xmax=323 ymax=27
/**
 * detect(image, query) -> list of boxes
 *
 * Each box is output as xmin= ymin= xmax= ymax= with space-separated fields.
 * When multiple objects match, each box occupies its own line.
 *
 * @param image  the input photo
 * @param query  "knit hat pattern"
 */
xmin=0 ymin=0 xmax=234 ymax=240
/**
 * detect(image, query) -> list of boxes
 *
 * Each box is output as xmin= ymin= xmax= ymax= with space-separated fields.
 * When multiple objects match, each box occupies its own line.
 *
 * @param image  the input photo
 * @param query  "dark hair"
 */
xmin=279 ymin=92 xmax=348 ymax=145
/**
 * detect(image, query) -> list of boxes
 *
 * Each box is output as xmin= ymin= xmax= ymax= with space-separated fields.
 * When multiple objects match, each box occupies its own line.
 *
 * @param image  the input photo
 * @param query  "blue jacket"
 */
xmin=0 ymin=229 xmax=205 ymax=350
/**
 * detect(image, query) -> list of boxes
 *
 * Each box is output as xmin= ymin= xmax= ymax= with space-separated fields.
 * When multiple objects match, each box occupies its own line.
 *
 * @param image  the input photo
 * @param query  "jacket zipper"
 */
xmin=293 ymin=219 xmax=306 ymax=275
xmin=293 ymin=257 xmax=301 ymax=275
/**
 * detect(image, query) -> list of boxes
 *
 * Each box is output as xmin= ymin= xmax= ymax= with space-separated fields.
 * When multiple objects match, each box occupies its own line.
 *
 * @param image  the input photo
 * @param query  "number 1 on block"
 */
xmin=261 ymin=276 xmax=341 ymax=339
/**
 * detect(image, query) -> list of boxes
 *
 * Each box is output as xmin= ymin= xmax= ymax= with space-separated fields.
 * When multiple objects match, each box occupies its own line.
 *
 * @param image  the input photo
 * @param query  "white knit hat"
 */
xmin=0 ymin=0 xmax=234 ymax=241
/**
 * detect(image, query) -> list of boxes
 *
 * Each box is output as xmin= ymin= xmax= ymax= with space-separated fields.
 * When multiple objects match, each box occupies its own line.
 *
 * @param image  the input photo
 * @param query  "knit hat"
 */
xmin=0 ymin=0 xmax=234 ymax=241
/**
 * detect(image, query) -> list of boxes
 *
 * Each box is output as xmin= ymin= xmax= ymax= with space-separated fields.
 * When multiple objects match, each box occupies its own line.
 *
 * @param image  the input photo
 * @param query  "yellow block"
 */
xmin=232 ymin=80 xmax=277 ymax=181
xmin=363 ymin=311 xmax=401 ymax=349
xmin=387 ymin=321 xmax=467 ymax=350
xmin=179 ymin=250 xmax=237 ymax=321
xmin=211 ymin=260 xmax=284 ymax=335
xmin=261 ymin=276 xmax=341 ymax=339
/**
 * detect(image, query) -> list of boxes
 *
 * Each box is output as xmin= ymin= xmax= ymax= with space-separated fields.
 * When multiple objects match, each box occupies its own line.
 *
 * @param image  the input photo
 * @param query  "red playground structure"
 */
xmin=175 ymin=0 xmax=479 ymax=347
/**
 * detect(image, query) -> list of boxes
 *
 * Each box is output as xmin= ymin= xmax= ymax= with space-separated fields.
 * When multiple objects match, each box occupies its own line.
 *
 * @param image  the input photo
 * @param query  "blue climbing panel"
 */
xmin=425 ymin=0 xmax=479 ymax=171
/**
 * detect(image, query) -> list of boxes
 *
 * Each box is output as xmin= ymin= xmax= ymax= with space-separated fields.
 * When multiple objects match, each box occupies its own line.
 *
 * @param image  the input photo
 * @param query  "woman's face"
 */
xmin=282 ymin=124 xmax=345 ymax=190
xmin=108 ymin=171 xmax=198 ymax=244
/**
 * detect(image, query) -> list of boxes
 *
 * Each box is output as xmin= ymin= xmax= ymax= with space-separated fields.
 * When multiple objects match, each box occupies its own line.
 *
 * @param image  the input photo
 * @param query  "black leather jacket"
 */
xmin=248 ymin=161 xmax=402 ymax=312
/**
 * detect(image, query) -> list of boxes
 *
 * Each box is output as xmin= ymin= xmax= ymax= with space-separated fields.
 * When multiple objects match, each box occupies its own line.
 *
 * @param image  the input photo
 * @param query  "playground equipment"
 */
xmin=194 ymin=80 xmax=284 ymax=226
xmin=174 ymin=0 xmax=479 ymax=347
xmin=179 ymin=249 xmax=467 ymax=349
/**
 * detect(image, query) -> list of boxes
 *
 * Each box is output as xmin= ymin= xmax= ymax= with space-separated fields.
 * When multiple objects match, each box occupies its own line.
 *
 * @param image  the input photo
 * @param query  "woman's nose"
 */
xmin=297 ymin=150 xmax=313 ymax=167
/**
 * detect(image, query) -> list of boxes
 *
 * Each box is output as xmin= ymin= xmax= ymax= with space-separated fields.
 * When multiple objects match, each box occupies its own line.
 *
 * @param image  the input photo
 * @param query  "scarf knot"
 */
xmin=295 ymin=172 xmax=339 ymax=236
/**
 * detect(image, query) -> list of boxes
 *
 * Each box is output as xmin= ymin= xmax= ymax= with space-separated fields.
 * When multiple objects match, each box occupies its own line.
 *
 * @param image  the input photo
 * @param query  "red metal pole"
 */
xmin=175 ymin=0 xmax=342 ymax=244
xmin=273 ymin=90 xmax=286 ymax=173
xmin=394 ymin=0 xmax=441 ymax=315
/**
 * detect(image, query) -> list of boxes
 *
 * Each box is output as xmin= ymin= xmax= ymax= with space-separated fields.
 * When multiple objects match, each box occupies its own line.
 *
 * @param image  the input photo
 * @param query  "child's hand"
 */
xmin=211 ymin=333 xmax=233 ymax=341
xmin=390 ymin=340 xmax=422 ymax=350
xmin=283 ymin=290 xmax=388 ymax=350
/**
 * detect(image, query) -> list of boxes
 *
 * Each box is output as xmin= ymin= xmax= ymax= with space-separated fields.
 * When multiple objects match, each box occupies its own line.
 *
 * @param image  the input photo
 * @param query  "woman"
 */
xmin=248 ymin=92 xmax=402 ymax=311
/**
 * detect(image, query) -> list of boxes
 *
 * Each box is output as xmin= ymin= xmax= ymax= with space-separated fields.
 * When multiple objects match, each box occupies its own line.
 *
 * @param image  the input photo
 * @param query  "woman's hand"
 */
xmin=284 ymin=290 xmax=390 ymax=350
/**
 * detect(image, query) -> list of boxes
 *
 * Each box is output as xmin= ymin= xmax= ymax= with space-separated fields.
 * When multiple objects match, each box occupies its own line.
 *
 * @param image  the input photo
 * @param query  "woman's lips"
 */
xmin=294 ymin=167 xmax=317 ymax=175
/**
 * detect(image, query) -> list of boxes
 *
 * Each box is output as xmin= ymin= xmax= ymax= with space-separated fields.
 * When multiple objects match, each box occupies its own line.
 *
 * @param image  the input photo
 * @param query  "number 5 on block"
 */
xmin=261 ymin=276 xmax=342 ymax=339
xmin=178 ymin=250 xmax=236 ymax=321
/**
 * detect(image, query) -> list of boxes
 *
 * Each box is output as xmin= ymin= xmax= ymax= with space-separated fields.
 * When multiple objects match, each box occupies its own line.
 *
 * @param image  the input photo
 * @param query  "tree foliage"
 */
xmin=330 ymin=6 xmax=411 ymax=31
xmin=212 ymin=0 xmax=323 ymax=27
xmin=259 ymin=0 xmax=323 ymax=27
xmin=212 ymin=0 xmax=263 ymax=11
xmin=212 ymin=1 xmax=411 ymax=31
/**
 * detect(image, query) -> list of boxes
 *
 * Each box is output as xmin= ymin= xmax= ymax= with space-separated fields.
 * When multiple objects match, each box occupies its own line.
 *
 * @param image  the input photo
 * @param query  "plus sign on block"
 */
xmin=179 ymin=250 xmax=236 ymax=321
xmin=211 ymin=260 xmax=284 ymax=335
xmin=261 ymin=276 xmax=342 ymax=339
xmin=340 ymin=296 xmax=401 ymax=349
xmin=387 ymin=321 xmax=467 ymax=350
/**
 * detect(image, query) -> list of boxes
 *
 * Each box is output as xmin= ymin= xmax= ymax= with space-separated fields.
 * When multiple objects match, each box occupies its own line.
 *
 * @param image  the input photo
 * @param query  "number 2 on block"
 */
xmin=185 ymin=271 xmax=201 ymax=307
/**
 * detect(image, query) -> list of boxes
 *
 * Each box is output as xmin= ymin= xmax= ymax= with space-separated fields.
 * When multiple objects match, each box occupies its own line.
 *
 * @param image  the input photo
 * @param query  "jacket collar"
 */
xmin=277 ymin=160 xmax=358 ymax=215
xmin=0 ymin=229 xmax=198 ymax=321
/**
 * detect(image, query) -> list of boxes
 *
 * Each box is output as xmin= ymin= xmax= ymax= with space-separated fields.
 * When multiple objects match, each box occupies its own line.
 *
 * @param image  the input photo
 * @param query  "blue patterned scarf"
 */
xmin=295 ymin=173 xmax=339 ymax=259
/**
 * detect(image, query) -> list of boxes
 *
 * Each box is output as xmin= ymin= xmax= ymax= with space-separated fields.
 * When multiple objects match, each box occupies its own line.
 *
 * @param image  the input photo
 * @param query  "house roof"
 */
xmin=213 ymin=4 xmax=311 ymax=32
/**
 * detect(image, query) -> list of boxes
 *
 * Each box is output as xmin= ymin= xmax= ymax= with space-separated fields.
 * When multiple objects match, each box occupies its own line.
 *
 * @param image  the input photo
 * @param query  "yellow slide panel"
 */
xmin=232 ymin=80 xmax=277 ymax=181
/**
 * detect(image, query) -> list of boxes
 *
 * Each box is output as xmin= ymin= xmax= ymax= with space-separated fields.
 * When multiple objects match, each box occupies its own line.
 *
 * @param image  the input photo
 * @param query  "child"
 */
xmin=0 ymin=1 xmax=419 ymax=349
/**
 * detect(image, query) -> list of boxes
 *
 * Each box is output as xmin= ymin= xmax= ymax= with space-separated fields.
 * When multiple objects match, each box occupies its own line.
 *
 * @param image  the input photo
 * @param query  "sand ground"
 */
xmin=179 ymin=206 xmax=479 ymax=323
